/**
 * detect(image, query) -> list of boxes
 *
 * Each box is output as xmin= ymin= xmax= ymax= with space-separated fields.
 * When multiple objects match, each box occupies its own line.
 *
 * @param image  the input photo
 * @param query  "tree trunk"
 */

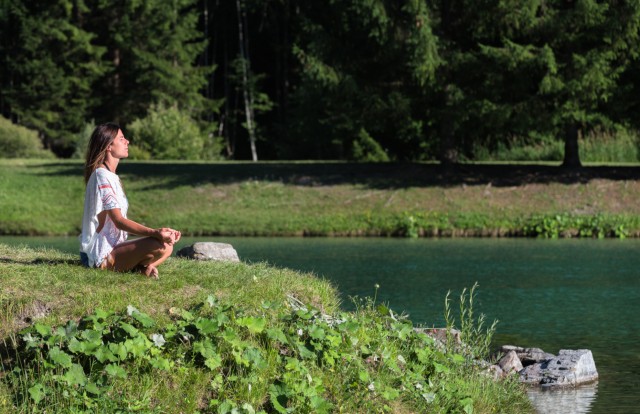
xmin=236 ymin=0 xmax=258 ymax=161
xmin=562 ymin=122 xmax=582 ymax=168
xmin=438 ymin=85 xmax=458 ymax=165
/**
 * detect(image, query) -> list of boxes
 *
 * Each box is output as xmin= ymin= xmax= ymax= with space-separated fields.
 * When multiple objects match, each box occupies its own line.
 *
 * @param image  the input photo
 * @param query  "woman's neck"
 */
xmin=103 ymin=157 xmax=119 ymax=173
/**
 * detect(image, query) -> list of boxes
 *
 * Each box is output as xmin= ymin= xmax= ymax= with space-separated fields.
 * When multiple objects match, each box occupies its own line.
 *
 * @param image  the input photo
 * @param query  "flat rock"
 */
xmin=176 ymin=242 xmax=240 ymax=262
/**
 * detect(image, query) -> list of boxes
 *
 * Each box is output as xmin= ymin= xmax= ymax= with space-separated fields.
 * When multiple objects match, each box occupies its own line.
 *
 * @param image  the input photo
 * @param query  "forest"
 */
xmin=1 ymin=0 xmax=640 ymax=165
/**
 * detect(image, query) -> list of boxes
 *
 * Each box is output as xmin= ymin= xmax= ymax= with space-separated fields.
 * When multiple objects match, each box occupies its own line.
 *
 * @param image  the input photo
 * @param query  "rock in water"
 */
xmin=520 ymin=349 xmax=598 ymax=388
xmin=176 ymin=242 xmax=240 ymax=262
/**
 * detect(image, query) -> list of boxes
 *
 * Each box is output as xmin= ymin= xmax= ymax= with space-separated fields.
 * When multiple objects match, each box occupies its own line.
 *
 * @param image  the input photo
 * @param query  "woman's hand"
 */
xmin=156 ymin=228 xmax=181 ymax=245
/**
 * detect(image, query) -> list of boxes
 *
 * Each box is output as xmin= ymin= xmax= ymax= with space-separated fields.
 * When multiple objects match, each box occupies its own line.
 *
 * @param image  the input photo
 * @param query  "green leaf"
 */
xmin=194 ymin=339 xmax=217 ymax=359
xmin=461 ymin=397 xmax=474 ymax=414
xmin=150 ymin=357 xmax=171 ymax=371
xmin=297 ymin=343 xmax=316 ymax=359
xmin=105 ymin=363 xmax=127 ymax=379
xmin=34 ymin=323 xmax=51 ymax=337
xmin=195 ymin=317 xmax=218 ymax=335
xmin=68 ymin=338 xmax=85 ymax=354
xmin=48 ymin=346 xmax=72 ymax=368
xmin=381 ymin=387 xmax=400 ymax=401
xmin=94 ymin=345 xmax=117 ymax=363
xmin=125 ymin=337 xmax=150 ymax=358
xmin=310 ymin=395 xmax=333 ymax=413
xmin=28 ymin=383 xmax=46 ymax=404
xmin=434 ymin=362 xmax=449 ymax=373
xmin=451 ymin=353 xmax=466 ymax=364
xmin=266 ymin=327 xmax=288 ymax=344
xmin=131 ymin=310 xmax=155 ymax=328
xmin=205 ymin=354 xmax=222 ymax=371
xmin=119 ymin=322 xmax=139 ymax=337
xmin=308 ymin=325 xmax=325 ymax=340
xmin=108 ymin=342 xmax=128 ymax=361
xmin=63 ymin=364 xmax=87 ymax=386
xmin=268 ymin=383 xmax=290 ymax=414
xmin=85 ymin=382 xmax=101 ymax=395
xmin=237 ymin=316 xmax=267 ymax=334
xmin=358 ymin=370 xmax=370 ymax=382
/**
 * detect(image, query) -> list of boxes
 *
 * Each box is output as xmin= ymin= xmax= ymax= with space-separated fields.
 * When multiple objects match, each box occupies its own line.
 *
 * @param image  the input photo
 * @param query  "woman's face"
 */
xmin=108 ymin=129 xmax=129 ymax=159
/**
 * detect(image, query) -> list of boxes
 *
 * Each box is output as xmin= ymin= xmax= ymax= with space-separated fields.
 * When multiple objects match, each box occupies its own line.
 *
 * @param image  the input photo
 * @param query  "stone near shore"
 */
xmin=494 ymin=346 xmax=598 ymax=388
xmin=519 ymin=349 xmax=599 ymax=388
xmin=176 ymin=242 xmax=240 ymax=262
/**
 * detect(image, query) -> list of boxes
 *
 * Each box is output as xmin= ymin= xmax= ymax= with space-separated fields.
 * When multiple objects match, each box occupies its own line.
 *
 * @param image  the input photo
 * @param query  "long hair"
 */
xmin=84 ymin=122 xmax=120 ymax=185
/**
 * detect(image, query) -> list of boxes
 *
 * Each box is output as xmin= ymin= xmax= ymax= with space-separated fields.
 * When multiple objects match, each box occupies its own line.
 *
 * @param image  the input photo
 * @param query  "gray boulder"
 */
xmin=498 ymin=350 xmax=524 ymax=374
xmin=176 ymin=242 xmax=240 ymax=262
xmin=519 ymin=349 xmax=599 ymax=388
xmin=499 ymin=345 xmax=555 ymax=366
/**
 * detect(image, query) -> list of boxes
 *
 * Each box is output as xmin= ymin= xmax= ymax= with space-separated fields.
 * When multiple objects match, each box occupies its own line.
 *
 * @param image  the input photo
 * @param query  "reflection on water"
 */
xmin=528 ymin=383 xmax=598 ymax=414
xmin=2 ymin=236 xmax=639 ymax=413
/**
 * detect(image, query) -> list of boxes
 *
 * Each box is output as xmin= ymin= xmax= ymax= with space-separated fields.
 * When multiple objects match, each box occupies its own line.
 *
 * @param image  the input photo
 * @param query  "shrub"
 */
xmin=128 ymin=104 xmax=223 ymax=160
xmin=0 ymin=116 xmax=54 ymax=158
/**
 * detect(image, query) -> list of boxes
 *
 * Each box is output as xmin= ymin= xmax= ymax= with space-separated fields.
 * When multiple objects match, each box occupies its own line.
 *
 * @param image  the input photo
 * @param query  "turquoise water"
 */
xmin=3 ymin=236 xmax=639 ymax=414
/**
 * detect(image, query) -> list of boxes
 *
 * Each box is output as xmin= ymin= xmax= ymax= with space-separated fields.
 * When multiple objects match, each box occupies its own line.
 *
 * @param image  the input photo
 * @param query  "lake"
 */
xmin=2 ymin=236 xmax=639 ymax=414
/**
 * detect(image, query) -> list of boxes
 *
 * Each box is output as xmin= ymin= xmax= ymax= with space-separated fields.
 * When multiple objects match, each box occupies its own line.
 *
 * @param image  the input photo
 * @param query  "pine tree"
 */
xmin=88 ymin=0 xmax=212 ymax=126
xmin=0 ymin=0 xmax=106 ymax=156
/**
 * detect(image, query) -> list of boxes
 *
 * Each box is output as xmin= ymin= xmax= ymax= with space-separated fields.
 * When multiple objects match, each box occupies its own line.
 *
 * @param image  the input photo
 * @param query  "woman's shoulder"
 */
xmin=89 ymin=167 xmax=118 ymax=184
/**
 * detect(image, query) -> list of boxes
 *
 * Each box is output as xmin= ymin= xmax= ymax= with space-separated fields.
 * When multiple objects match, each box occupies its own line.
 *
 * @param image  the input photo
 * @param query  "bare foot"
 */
xmin=139 ymin=265 xmax=158 ymax=279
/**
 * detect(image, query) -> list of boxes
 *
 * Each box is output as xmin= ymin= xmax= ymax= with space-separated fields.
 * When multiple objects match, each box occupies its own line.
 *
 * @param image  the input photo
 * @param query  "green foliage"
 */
xmin=128 ymin=104 xmax=223 ymax=160
xmin=0 ymin=116 xmax=54 ymax=159
xmin=579 ymin=128 xmax=640 ymax=163
xmin=352 ymin=128 xmax=390 ymax=162
xmin=0 ymin=0 xmax=107 ymax=156
xmin=522 ymin=213 xmax=630 ymax=239
xmin=1 ymin=292 xmax=530 ymax=413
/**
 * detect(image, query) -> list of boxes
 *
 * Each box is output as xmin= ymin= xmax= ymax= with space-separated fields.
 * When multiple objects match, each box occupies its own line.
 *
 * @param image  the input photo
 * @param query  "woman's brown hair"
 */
xmin=84 ymin=122 xmax=120 ymax=184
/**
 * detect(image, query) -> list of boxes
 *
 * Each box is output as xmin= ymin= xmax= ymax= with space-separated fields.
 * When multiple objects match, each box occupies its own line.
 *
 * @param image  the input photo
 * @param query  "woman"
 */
xmin=79 ymin=122 xmax=181 ymax=279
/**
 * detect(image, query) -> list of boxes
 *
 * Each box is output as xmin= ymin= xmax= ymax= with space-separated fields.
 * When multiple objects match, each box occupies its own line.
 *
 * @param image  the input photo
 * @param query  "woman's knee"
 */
xmin=152 ymin=239 xmax=173 ymax=255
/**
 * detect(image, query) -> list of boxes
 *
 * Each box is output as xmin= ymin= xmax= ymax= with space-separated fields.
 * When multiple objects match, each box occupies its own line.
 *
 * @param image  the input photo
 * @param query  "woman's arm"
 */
xmin=101 ymin=208 xmax=179 ymax=244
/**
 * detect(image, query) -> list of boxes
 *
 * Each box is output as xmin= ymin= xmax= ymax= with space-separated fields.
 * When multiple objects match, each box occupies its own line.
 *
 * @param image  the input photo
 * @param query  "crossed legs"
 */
xmin=104 ymin=237 xmax=173 ymax=279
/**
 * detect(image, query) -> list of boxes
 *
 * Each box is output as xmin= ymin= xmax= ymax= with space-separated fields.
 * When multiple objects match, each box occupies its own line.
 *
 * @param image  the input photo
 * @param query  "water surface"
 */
xmin=3 ymin=236 xmax=638 ymax=414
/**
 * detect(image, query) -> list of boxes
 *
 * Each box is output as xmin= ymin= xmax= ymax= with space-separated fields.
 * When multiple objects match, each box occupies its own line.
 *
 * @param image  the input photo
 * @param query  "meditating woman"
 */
xmin=79 ymin=122 xmax=181 ymax=279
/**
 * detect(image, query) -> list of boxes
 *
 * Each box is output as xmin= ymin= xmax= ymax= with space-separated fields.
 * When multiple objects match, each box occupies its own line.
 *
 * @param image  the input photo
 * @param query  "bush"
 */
xmin=0 ymin=116 xmax=55 ymax=159
xmin=128 ymin=104 xmax=223 ymax=160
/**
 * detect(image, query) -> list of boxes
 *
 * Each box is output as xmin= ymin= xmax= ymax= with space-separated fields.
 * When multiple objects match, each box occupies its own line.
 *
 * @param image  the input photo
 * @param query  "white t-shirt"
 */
xmin=79 ymin=167 xmax=128 ymax=267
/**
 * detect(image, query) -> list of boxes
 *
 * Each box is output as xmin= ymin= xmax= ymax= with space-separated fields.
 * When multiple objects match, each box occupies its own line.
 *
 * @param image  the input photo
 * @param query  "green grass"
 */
xmin=2 ymin=159 xmax=640 ymax=238
xmin=0 ymin=244 xmax=534 ymax=413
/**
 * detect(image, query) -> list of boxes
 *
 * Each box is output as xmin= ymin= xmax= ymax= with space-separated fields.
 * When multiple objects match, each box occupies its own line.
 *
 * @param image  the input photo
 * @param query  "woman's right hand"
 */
xmin=156 ymin=228 xmax=178 ymax=245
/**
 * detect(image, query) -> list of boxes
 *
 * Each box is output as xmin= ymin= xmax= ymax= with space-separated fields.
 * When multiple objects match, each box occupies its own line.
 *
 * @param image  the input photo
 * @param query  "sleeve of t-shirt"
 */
xmin=95 ymin=170 xmax=120 ymax=211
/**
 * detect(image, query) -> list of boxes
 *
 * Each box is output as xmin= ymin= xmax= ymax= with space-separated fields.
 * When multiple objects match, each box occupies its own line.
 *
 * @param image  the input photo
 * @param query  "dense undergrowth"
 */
xmin=0 ymin=245 xmax=534 ymax=413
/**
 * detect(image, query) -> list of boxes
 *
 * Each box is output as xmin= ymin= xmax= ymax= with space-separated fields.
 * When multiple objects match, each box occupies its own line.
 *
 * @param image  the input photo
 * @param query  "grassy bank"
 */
xmin=1 ymin=159 xmax=640 ymax=238
xmin=0 ymin=244 xmax=533 ymax=413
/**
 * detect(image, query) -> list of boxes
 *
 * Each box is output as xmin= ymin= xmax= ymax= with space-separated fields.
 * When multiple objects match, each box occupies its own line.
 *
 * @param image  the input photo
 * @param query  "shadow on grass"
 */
xmin=0 ymin=257 xmax=80 ymax=266
xmin=27 ymin=161 xmax=640 ymax=190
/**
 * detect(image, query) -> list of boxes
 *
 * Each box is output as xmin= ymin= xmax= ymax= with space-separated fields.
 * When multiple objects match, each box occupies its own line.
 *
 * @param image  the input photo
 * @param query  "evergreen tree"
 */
xmin=0 ymin=0 xmax=106 ymax=156
xmin=286 ymin=0 xmax=440 ymax=160
xmin=441 ymin=0 xmax=640 ymax=166
xmin=88 ymin=0 xmax=213 ymax=126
